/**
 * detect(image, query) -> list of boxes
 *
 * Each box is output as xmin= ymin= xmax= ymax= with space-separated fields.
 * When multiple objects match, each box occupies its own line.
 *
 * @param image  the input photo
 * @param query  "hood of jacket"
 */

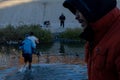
xmin=63 ymin=0 xmax=116 ymax=22
xmin=90 ymin=8 xmax=120 ymax=43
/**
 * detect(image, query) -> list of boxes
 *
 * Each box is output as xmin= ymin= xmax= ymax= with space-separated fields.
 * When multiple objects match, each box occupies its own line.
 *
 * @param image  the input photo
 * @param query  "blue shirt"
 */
xmin=20 ymin=38 xmax=35 ymax=54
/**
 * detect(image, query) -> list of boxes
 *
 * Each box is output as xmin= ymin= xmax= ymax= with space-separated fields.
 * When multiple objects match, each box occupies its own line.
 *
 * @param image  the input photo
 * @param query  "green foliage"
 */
xmin=59 ymin=28 xmax=82 ymax=40
xmin=40 ymin=30 xmax=53 ymax=43
xmin=0 ymin=24 xmax=53 ymax=43
xmin=58 ymin=28 xmax=86 ymax=46
xmin=0 ymin=24 xmax=16 ymax=41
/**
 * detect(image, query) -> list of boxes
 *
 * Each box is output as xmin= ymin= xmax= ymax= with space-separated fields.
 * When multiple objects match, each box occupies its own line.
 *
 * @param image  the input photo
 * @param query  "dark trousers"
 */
xmin=60 ymin=21 xmax=64 ymax=28
xmin=22 ymin=53 xmax=32 ymax=63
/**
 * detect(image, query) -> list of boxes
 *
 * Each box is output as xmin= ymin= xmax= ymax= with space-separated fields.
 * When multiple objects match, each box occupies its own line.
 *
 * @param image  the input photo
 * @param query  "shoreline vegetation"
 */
xmin=0 ymin=24 xmax=86 ymax=70
xmin=0 ymin=24 xmax=85 ymax=45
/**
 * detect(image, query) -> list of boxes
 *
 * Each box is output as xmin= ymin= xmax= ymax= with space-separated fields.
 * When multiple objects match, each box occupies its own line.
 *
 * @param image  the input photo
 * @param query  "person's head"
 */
xmin=75 ymin=9 xmax=88 ymax=28
xmin=25 ymin=34 xmax=29 ymax=38
xmin=29 ymin=32 xmax=34 ymax=36
xmin=63 ymin=0 xmax=116 ymax=27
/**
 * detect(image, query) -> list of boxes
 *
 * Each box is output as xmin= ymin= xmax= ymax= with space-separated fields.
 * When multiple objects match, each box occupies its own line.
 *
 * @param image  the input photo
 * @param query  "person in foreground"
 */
xmin=63 ymin=0 xmax=120 ymax=80
xmin=19 ymin=34 xmax=35 ymax=71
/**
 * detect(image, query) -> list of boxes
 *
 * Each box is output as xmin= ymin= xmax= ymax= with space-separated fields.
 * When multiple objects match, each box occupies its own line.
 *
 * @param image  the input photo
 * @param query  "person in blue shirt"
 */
xmin=19 ymin=34 xmax=35 ymax=70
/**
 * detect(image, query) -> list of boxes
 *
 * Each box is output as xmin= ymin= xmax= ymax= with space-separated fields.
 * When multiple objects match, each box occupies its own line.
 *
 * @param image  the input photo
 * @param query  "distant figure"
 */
xmin=19 ymin=34 xmax=35 ymax=70
xmin=28 ymin=32 xmax=39 ymax=54
xmin=59 ymin=13 xmax=66 ymax=28
xmin=44 ymin=20 xmax=50 ymax=27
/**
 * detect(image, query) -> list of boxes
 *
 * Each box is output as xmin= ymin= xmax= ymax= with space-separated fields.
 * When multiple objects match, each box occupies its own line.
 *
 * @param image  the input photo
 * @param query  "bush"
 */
xmin=0 ymin=24 xmax=16 ymax=41
xmin=59 ymin=28 xmax=82 ymax=40
xmin=58 ymin=28 xmax=86 ymax=46
xmin=59 ymin=28 xmax=81 ymax=40
xmin=0 ymin=24 xmax=53 ymax=43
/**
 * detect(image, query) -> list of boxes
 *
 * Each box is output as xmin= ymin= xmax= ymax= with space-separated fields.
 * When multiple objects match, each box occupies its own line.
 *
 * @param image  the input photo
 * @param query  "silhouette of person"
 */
xmin=59 ymin=13 xmax=66 ymax=28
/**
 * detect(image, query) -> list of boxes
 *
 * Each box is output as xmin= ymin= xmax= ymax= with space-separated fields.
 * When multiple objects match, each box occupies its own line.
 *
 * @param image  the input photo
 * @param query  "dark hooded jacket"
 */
xmin=63 ymin=0 xmax=120 ymax=80
xmin=63 ymin=0 xmax=116 ymax=22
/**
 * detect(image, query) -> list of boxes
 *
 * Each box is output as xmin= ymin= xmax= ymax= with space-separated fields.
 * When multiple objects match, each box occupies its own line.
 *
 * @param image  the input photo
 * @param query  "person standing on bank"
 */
xmin=28 ymin=32 xmax=39 ymax=54
xmin=59 ymin=13 xmax=66 ymax=28
xmin=63 ymin=0 xmax=120 ymax=80
xmin=19 ymin=34 xmax=35 ymax=70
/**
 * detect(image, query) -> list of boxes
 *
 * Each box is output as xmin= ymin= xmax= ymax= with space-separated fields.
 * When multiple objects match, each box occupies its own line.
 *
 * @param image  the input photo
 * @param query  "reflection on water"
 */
xmin=4 ymin=64 xmax=88 ymax=80
xmin=22 ymin=71 xmax=34 ymax=80
xmin=0 ymin=42 xmax=85 ymax=70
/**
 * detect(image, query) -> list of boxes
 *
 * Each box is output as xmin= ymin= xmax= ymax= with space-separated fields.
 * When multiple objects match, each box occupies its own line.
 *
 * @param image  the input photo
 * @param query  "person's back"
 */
xmin=21 ymin=38 xmax=34 ymax=54
xmin=28 ymin=36 xmax=38 ymax=47
xmin=59 ymin=14 xmax=65 ymax=21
